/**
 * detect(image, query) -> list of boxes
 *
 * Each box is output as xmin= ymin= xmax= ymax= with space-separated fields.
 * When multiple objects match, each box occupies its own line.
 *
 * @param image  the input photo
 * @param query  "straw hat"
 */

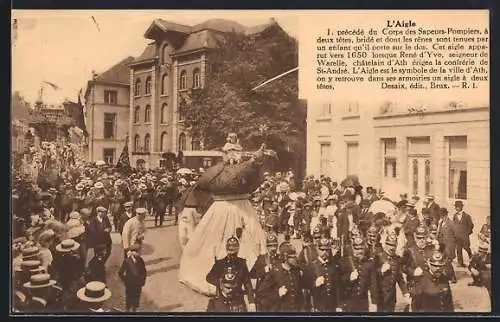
xmin=66 ymin=218 xmax=85 ymax=239
xmin=55 ymin=239 xmax=80 ymax=253
xmin=21 ymin=246 xmax=40 ymax=260
xmin=23 ymin=273 xmax=56 ymax=289
xmin=77 ymin=281 xmax=112 ymax=303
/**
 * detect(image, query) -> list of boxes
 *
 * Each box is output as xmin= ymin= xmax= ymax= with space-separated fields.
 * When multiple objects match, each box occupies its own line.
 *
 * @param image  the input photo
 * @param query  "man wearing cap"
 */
xmin=206 ymin=236 xmax=256 ymax=312
xmin=468 ymin=241 xmax=491 ymax=299
xmin=424 ymin=195 xmax=440 ymax=226
xmin=310 ymin=237 xmax=343 ymax=312
xmin=366 ymin=224 xmax=383 ymax=262
xmin=257 ymin=242 xmax=305 ymax=312
xmin=122 ymin=207 xmax=147 ymax=257
xmin=153 ymin=178 xmax=169 ymax=227
xmin=250 ymin=233 xmax=281 ymax=311
xmin=340 ymin=237 xmax=378 ymax=312
xmin=87 ymin=207 xmax=112 ymax=262
xmin=206 ymin=267 xmax=247 ymax=312
xmin=402 ymin=202 xmax=420 ymax=248
xmin=437 ymin=208 xmax=458 ymax=283
xmin=453 ymin=200 xmax=474 ymax=267
xmin=118 ymin=243 xmax=147 ymax=312
xmin=118 ymin=201 xmax=135 ymax=235
xmin=401 ymin=225 xmax=435 ymax=312
xmin=418 ymin=252 xmax=454 ymax=312
xmin=375 ymin=233 xmax=410 ymax=312
xmin=297 ymin=227 xmax=321 ymax=311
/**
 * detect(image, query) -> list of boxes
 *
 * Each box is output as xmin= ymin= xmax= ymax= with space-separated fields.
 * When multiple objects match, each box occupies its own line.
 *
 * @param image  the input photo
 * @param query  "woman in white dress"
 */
xmin=178 ymin=133 xmax=277 ymax=295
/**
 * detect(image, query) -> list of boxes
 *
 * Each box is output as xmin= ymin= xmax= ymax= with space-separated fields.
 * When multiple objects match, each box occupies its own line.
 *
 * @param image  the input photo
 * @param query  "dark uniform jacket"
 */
xmin=249 ymin=253 xmax=281 ymax=291
xmin=257 ymin=263 xmax=305 ymax=312
xmin=310 ymin=254 xmax=342 ymax=312
xmin=374 ymin=251 xmax=408 ymax=311
xmin=297 ymin=244 xmax=319 ymax=285
xmin=401 ymin=245 xmax=434 ymax=297
xmin=206 ymin=256 xmax=255 ymax=304
xmin=87 ymin=216 xmax=112 ymax=249
xmin=419 ymin=270 xmax=453 ymax=312
xmin=206 ymin=294 xmax=247 ymax=312
xmin=469 ymin=253 xmax=491 ymax=293
xmin=340 ymin=256 xmax=378 ymax=312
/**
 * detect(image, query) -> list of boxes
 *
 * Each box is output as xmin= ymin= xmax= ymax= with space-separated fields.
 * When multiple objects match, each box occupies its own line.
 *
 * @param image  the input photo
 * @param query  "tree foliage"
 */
xmin=181 ymin=27 xmax=306 ymax=154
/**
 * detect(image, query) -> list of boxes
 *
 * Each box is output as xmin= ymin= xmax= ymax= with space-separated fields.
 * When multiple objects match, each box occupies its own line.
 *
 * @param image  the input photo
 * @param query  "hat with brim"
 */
xmin=77 ymin=281 xmax=112 ymax=303
xmin=123 ymin=201 xmax=133 ymax=207
xmin=55 ymin=239 xmax=80 ymax=253
xmin=23 ymin=273 xmax=56 ymax=289
xmin=21 ymin=246 xmax=40 ymax=260
xmin=66 ymin=225 xmax=85 ymax=239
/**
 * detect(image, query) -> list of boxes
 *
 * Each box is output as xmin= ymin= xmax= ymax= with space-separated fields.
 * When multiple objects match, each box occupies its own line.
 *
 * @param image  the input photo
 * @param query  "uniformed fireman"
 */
xmin=310 ymin=237 xmax=343 ymax=312
xmin=250 ymin=233 xmax=281 ymax=311
xmin=257 ymin=242 xmax=305 ymax=312
xmin=419 ymin=251 xmax=454 ymax=312
xmin=206 ymin=236 xmax=256 ymax=312
xmin=401 ymin=224 xmax=434 ymax=312
xmin=366 ymin=224 xmax=383 ymax=261
xmin=468 ymin=241 xmax=491 ymax=299
xmin=206 ymin=267 xmax=248 ymax=312
xmin=375 ymin=233 xmax=411 ymax=312
xmin=340 ymin=237 xmax=378 ymax=312
xmin=297 ymin=227 xmax=320 ymax=311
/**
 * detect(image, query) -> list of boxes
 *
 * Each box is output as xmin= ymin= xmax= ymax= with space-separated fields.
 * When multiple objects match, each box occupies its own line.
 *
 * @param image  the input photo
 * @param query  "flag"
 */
xmin=116 ymin=135 xmax=131 ymax=172
xmin=42 ymin=81 xmax=61 ymax=90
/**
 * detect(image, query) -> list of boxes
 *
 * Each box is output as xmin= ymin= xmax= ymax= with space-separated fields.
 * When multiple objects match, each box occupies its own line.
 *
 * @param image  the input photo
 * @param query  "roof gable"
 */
xmin=95 ymin=56 xmax=135 ymax=84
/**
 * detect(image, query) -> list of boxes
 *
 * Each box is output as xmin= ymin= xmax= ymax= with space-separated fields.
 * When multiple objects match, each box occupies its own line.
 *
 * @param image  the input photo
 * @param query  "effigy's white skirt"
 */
xmin=178 ymin=197 xmax=267 ymax=296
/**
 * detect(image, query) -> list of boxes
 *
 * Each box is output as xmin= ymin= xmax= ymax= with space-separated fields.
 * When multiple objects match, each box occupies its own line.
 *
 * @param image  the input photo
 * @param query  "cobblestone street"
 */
xmin=103 ymin=216 xmax=490 ymax=313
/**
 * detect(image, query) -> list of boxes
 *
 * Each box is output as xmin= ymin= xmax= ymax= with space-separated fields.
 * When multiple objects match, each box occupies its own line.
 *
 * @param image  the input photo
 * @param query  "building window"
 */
xmin=144 ymin=105 xmax=151 ymax=123
xmin=160 ymin=132 xmax=168 ymax=152
xmin=134 ymin=79 xmax=141 ymax=96
xmin=162 ymin=44 xmax=169 ymax=65
xmin=103 ymin=148 xmax=115 ymax=164
xmin=346 ymin=102 xmax=360 ymax=115
xmin=382 ymin=138 xmax=397 ymax=178
xmin=425 ymin=159 xmax=431 ymax=196
xmin=161 ymin=103 xmax=168 ymax=124
xmin=412 ymin=158 xmax=419 ymax=195
xmin=447 ymin=136 xmax=467 ymax=199
xmin=134 ymin=134 xmax=141 ymax=151
xmin=144 ymin=134 xmax=151 ymax=152
xmin=134 ymin=106 xmax=140 ymax=123
xmin=145 ymin=77 xmax=151 ymax=95
xmin=346 ymin=142 xmax=359 ymax=176
xmin=193 ymin=68 xmax=201 ymax=89
xmin=203 ymin=158 xmax=212 ymax=168
xmin=319 ymin=143 xmax=331 ymax=176
xmin=161 ymin=74 xmax=168 ymax=95
xmin=178 ymin=105 xmax=185 ymax=122
xmin=179 ymin=70 xmax=187 ymax=90
xmin=320 ymin=102 xmax=332 ymax=117
xmin=191 ymin=138 xmax=200 ymax=150
xmin=104 ymin=90 xmax=118 ymax=105
xmin=103 ymin=113 xmax=116 ymax=139
xmin=178 ymin=132 xmax=186 ymax=151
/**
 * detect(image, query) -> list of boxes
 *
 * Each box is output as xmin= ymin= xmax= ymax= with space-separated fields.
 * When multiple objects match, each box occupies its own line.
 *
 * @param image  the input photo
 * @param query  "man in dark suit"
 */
xmin=453 ymin=200 xmax=474 ymax=267
xmin=437 ymin=208 xmax=457 ymax=283
xmin=87 ymin=207 xmax=113 ymax=262
xmin=425 ymin=195 xmax=441 ymax=226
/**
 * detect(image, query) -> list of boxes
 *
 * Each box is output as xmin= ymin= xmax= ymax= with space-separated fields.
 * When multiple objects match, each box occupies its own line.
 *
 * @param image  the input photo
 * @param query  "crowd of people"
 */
xmin=11 ymin=155 xmax=201 ymax=312
xmin=199 ymin=174 xmax=491 ymax=312
xmin=11 ymin=133 xmax=491 ymax=313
